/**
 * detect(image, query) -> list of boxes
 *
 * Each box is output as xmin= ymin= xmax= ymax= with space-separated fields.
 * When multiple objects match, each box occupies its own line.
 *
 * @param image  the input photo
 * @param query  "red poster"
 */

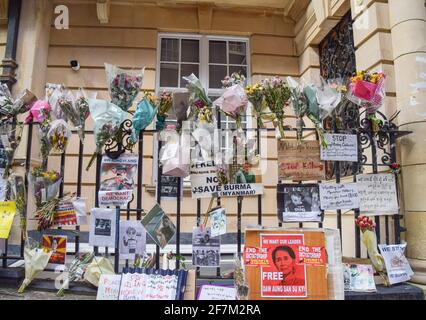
xmin=41 ymin=235 xmax=67 ymax=271
xmin=243 ymin=246 xmax=270 ymax=267
xmin=260 ymin=234 xmax=307 ymax=298
xmin=53 ymin=201 xmax=77 ymax=227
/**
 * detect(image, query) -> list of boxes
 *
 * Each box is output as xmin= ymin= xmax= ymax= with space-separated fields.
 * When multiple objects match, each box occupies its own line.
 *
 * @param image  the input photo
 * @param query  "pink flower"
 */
xmin=25 ymin=100 xmax=51 ymax=124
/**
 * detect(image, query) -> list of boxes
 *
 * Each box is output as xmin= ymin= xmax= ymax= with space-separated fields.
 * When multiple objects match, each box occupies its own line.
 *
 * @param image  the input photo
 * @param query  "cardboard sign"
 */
xmin=356 ymin=174 xmax=399 ymax=215
xmin=97 ymin=274 xmax=122 ymax=300
xmin=0 ymin=201 xmax=16 ymax=239
xmin=244 ymin=246 xmax=270 ymax=267
xmin=98 ymin=154 xmax=138 ymax=207
xmin=319 ymin=183 xmax=359 ymax=210
xmin=42 ymin=235 xmax=67 ymax=271
xmin=260 ymin=234 xmax=307 ymax=298
xmin=278 ymin=140 xmax=325 ymax=181
xmin=197 ymin=285 xmax=237 ymax=300
xmin=89 ymin=208 xmax=117 ymax=248
xmin=378 ymin=244 xmax=414 ymax=285
xmin=320 ymin=134 xmax=358 ymax=162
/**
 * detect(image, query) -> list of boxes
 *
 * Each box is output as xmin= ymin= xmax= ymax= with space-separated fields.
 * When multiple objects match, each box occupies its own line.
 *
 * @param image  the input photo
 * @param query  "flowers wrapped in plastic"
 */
xmin=183 ymin=73 xmax=214 ymax=124
xmin=261 ymin=76 xmax=291 ymax=140
xmin=131 ymin=93 xmax=158 ymax=142
xmin=315 ymin=78 xmax=343 ymax=119
xmin=246 ymin=83 xmax=275 ymax=129
xmin=46 ymin=83 xmax=67 ymax=120
xmin=0 ymin=84 xmax=37 ymax=122
xmin=57 ymin=252 xmax=95 ymax=297
xmin=287 ymin=77 xmax=309 ymax=144
xmin=155 ymin=91 xmax=173 ymax=131
xmin=28 ymin=167 xmax=62 ymax=209
xmin=355 ymin=215 xmax=389 ymax=285
xmin=1 ymin=123 xmax=23 ymax=178
xmin=303 ymin=84 xmax=328 ymax=149
xmin=86 ymin=99 xmax=126 ymax=171
xmin=47 ymin=119 xmax=71 ymax=154
xmin=159 ymin=124 xmax=190 ymax=177
xmin=8 ymin=174 xmax=27 ymax=239
xmin=105 ymin=63 xmax=144 ymax=112
xmin=18 ymin=239 xmax=52 ymax=293
xmin=214 ymin=73 xmax=248 ymax=130
xmin=347 ymin=71 xmax=386 ymax=113
xmin=58 ymin=88 xmax=95 ymax=141
xmin=83 ymin=256 xmax=116 ymax=287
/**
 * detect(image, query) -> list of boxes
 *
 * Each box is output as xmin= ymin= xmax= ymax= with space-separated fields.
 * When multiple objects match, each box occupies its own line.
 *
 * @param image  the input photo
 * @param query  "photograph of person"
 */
xmin=142 ymin=204 xmax=176 ymax=249
xmin=271 ymin=245 xmax=305 ymax=286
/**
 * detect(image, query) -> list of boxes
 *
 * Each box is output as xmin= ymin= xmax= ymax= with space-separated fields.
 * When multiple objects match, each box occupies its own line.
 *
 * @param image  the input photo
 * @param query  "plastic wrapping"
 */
xmin=159 ymin=126 xmax=190 ymax=178
xmin=316 ymin=78 xmax=343 ymax=119
xmin=132 ymin=97 xmax=157 ymax=141
xmin=346 ymin=72 xmax=386 ymax=113
xmin=325 ymin=228 xmax=344 ymax=300
xmin=83 ymin=256 xmax=116 ymax=287
xmin=0 ymin=84 xmax=36 ymax=121
xmin=28 ymin=168 xmax=62 ymax=208
xmin=105 ymin=63 xmax=144 ymax=111
xmin=46 ymin=83 xmax=67 ymax=120
xmin=47 ymin=119 xmax=71 ymax=154
xmin=214 ymin=84 xmax=248 ymax=129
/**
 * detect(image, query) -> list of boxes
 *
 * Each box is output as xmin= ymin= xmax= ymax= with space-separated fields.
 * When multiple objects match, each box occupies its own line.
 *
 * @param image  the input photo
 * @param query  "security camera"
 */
xmin=70 ymin=60 xmax=80 ymax=71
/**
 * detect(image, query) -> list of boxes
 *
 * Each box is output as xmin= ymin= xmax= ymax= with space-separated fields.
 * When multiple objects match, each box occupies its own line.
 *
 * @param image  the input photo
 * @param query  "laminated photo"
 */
xmin=142 ymin=204 xmax=176 ymax=249
xmin=210 ymin=207 xmax=226 ymax=238
xmin=98 ymin=154 xmax=138 ymax=207
xmin=41 ymin=235 xmax=67 ymax=271
xmin=277 ymin=184 xmax=322 ymax=223
xmin=119 ymin=220 xmax=146 ymax=260
xmin=192 ymin=226 xmax=220 ymax=267
xmin=89 ymin=208 xmax=117 ymax=248
xmin=343 ymin=264 xmax=376 ymax=292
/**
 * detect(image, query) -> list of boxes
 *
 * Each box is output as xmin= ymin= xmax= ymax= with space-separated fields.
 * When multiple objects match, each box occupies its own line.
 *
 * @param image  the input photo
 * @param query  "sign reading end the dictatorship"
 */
xmin=356 ymin=174 xmax=399 ymax=215
xmin=321 ymin=134 xmax=358 ymax=162
xmin=190 ymin=161 xmax=263 ymax=198
xmin=319 ymin=183 xmax=359 ymax=210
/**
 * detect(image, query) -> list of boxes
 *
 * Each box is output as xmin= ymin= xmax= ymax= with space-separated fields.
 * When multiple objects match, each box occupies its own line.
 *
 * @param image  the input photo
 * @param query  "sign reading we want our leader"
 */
xmin=190 ymin=161 xmax=263 ymax=198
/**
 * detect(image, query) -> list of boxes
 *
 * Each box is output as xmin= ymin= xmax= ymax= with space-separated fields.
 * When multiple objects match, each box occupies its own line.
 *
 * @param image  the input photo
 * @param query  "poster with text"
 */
xmin=192 ymin=226 xmax=220 ymax=268
xmin=98 ymin=154 xmax=138 ymax=207
xmin=356 ymin=174 xmax=399 ymax=215
xmin=378 ymin=244 xmax=414 ymax=285
xmin=89 ymin=208 xmax=117 ymax=248
xmin=119 ymin=220 xmax=146 ymax=260
xmin=97 ymin=274 xmax=122 ymax=300
xmin=277 ymin=184 xmax=322 ymax=223
xmin=42 ymin=235 xmax=67 ymax=271
xmin=320 ymin=134 xmax=358 ymax=162
xmin=0 ymin=201 xmax=16 ymax=239
xmin=278 ymin=140 xmax=325 ymax=181
xmin=319 ymin=183 xmax=359 ymax=210
xmin=260 ymin=234 xmax=307 ymax=298
xmin=197 ymin=285 xmax=237 ymax=300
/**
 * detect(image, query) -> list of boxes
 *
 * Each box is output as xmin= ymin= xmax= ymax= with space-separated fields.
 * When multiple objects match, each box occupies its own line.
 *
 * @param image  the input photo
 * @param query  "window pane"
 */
xmin=161 ymin=38 xmax=179 ymax=62
xmin=209 ymin=65 xmax=227 ymax=89
xmin=229 ymin=66 xmax=247 ymax=78
xmin=229 ymin=41 xmax=247 ymax=65
xmin=181 ymin=39 xmax=199 ymax=63
xmin=209 ymin=41 xmax=227 ymax=63
xmin=180 ymin=64 xmax=199 ymax=87
xmin=160 ymin=63 xmax=179 ymax=87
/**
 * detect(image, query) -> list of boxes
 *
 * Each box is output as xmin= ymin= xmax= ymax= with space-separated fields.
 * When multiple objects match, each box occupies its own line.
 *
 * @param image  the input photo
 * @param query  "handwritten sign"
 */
xmin=321 ymin=134 xmax=358 ymax=162
xmin=319 ymin=183 xmax=359 ymax=210
xmin=197 ymin=285 xmax=237 ymax=300
xmin=278 ymin=140 xmax=325 ymax=181
xmin=97 ymin=274 xmax=122 ymax=300
xmin=356 ymin=174 xmax=398 ymax=215
xmin=118 ymin=273 xmax=147 ymax=300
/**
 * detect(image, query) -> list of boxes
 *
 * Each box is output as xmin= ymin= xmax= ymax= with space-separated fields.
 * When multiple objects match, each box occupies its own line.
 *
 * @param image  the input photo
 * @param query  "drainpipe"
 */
xmin=0 ymin=0 xmax=22 ymax=90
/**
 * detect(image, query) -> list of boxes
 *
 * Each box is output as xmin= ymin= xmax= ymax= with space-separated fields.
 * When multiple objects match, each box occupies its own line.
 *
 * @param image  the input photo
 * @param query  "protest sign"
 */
xmin=197 ymin=285 xmax=237 ymax=300
xmin=321 ymin=134 xmax=358 ymax=162
xmin=192 ymin=226 xmax=220 ymax=267
xmin=42 ymin=235 xmax=67 ymax=271
xmin=319 ymin=183 xmax=359 ymax=210
xmin=378 ymin=243 xmax=414 ymax=285
xmin=89 ymin=208 xmax=117 ymax=248
xmin=0 ymin=201 xmax=16 ymax=239
xmin=97 ymin=274 xmax=122 ymax=300
xmin=119 ymin=220 xmax=146 ymax=260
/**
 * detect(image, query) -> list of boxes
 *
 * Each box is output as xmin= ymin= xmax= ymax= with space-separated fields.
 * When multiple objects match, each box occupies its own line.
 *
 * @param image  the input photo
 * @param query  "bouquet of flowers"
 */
xmin=303 ymin=85 xmax=328 ymax=148
xmin=34 ymin=193 xmax=74 ymax=231
xmin=83 ymin=256 xmax=116 ymax=287
xmin=287 ymin=77 xmax=309 ymax=144
xmin=105 ymin=63 xmax=144 ymax=112
xmin=315 ymin=78 xmax=343 ymax=120
xmin=261 ymin=76 xmax=291 ymax=140
xmin=28 ymin=167 xmax=62 ymax=209
xmin=8 ymin=174 xmax=27 ymax=239
xmin=47 ymin=119 xmax=71 ymax=154
xmin=18 ymin=239 xmax=52 ymax=293
xmin=347 ymin=71 xmax=386 ymax=113
xmin=183 ymin=73 xmax=213 ymax=124
xmin=57 ymin=252 xmax=95 ymax=297
xmin=246 ymin=83 xmax=275 ymax=129
xmin=132 ymin=92 xmax=158 ymax=142
xmin=1 ymin=123 xmax=23 ymax=178
xmin=155 ymin=91 xmax=173 ymax=130
xmin=214 ymin=73 xmax=249 ymax=130
xmin=46 ymin=83 xmax=67 ymax=120
xmin=86 ymin=99 xmax=126 ymax=171
xmin=0 ymin=84 xmax=37 ymax=122
xmin=58 ymin=88 xmax=94 ymax=141
xmin=355 ymin=216 xmax=386 ymax=278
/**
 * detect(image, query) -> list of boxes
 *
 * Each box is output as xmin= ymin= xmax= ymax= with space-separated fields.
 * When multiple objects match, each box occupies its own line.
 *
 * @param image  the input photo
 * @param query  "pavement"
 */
xmin=0 ymin=286 xmax=96 ymax=300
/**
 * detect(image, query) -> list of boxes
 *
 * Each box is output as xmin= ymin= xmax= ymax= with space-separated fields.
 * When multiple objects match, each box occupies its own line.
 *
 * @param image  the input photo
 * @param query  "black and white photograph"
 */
xmin=142 ymin=204 xmax=176 ymax=249
xmin=277 ymin=184 xmax=322 ymax=223
xmin=119 ymin=220 xmax=146 ymax=260
xmin=89 ymin=208 xmax=117 ymax=248
xmin=192 ymin=226 xmax=220 ymax=267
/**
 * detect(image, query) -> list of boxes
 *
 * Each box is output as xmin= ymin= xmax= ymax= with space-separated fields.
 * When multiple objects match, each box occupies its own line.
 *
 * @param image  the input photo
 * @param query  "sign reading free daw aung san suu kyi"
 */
xmin=190 ymin=161 xmax=263 ymax=199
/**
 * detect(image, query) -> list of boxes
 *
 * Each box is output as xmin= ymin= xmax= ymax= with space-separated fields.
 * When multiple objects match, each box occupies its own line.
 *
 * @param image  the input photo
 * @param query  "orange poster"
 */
xmin=42 ymin=235 xmax=67 ymax=271
xmin=260 ymin=233 xmax=307 ymax=298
